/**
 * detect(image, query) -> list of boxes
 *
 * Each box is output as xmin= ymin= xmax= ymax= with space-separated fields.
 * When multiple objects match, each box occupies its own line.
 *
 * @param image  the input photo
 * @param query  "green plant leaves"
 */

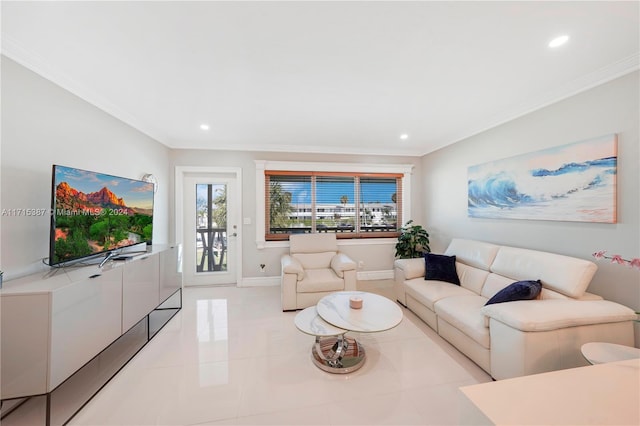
xmin=395 ymin=220 xmax=430 ymax=259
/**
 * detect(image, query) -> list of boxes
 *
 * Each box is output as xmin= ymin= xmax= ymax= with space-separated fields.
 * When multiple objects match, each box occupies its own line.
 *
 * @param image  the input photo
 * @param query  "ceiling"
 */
xmin=2 ymin=1 xmax=638 ymax=157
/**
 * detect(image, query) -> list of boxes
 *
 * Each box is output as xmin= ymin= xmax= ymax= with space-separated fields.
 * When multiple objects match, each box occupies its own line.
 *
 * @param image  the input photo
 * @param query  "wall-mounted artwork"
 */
xmin=468 ymin=134 xmax=617 ymax=223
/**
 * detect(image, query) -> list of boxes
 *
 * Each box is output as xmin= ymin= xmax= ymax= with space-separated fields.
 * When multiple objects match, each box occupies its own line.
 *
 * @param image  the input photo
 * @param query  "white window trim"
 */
xmin=255 ymin=160 xmax=413 ymax=249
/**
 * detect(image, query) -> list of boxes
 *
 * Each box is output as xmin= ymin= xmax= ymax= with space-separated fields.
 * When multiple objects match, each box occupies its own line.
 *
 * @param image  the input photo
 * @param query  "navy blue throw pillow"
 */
xmin=424 ymin=253 xmax=460 ymax=285
xmin=485 ymin=280 xmax=542 ymax=306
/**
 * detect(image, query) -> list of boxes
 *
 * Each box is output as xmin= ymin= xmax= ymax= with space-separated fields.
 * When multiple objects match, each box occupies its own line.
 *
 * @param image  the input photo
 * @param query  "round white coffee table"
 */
xmin=581 ymin=342 xmax=640 ymax=365
xmin=295 ymin=291 xmax=403 ymax=374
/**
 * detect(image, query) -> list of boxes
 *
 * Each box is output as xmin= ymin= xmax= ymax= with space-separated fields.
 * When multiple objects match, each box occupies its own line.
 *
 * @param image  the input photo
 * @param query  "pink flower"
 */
xmin=592 ymin=250 xmax=640 ymax=269
xmin=592 ymin=250 xmax=607 ymax=259
xmin=610 ymin=255 xmax=626 ymax=265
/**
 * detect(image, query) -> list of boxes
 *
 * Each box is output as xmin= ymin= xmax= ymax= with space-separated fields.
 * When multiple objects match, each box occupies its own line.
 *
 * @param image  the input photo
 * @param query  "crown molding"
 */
xmin=1 ymin=36 xmax=168 ymax=146
xmin=166 ymin=140 xmax=424 ymax=157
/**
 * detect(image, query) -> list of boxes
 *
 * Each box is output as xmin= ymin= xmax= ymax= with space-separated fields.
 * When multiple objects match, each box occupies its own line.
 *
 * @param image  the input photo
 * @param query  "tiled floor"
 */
xmin=60 ymin=280 xmax=491 ymax=425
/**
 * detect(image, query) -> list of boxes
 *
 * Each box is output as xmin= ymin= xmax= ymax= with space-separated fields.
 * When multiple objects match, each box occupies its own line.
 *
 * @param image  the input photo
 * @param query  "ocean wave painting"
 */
xmin=468 ymin=134 xmax=617 ymax=223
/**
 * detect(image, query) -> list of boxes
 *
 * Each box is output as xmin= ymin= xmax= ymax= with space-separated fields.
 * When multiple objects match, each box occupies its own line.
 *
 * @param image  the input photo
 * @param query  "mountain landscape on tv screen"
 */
xmin=53 ymin=181 xmax=153 ymax=263
xmin=55 ymin=182 xmax=152 ymax=215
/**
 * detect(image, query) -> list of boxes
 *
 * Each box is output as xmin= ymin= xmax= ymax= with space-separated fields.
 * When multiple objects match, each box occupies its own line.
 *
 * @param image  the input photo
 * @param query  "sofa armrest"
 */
xmin=281 ymin=255 xmax=304 ymax=280
xmin=331 ymin=253 xmax=356 ymax=278
xmin=481 ymin=299 xmax=636 ymax=332
xmin=394 ymin=258 xmax=425 ymax=280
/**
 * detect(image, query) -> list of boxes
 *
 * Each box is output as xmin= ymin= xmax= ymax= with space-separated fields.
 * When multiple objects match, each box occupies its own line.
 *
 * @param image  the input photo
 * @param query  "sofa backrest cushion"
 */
xmin=481 ymin=273 xmax=515 ymax=299
xmin=445 ymin=239 xmax=500 ymax=271
xmin=456 ymin=263 xmax=490 ymax=295
xmin=490 ymin=246 xmax=597 ymax=299
xmin=293 ymin=252 xmax=336 ymax=269
xmin=290 ymin=233 xmax=338 ymax=253
xmin=289 ymin=234 xmax=338 ymax=269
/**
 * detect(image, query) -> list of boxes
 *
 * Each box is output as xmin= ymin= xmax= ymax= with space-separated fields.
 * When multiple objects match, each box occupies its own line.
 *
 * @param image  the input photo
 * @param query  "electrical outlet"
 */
xmin=259 ymin=263 xmax=266 ymax=273
xmin=358 ymin=260 xmax=364 ymax=269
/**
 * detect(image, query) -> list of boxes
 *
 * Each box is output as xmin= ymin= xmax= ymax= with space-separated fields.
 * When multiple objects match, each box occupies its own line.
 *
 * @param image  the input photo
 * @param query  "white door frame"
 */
xmin=175 ymin=166 xmax=242 ymax=286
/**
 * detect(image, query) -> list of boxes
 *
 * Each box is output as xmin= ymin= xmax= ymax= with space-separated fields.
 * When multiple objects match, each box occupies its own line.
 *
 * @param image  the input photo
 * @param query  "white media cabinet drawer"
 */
xmin=122 ymin=254 xmax=160 ymax=332
xmin=0 ymin=293 xmax=50 ymax=398
xmin=49 ymin=266 xmax=123 ymax=390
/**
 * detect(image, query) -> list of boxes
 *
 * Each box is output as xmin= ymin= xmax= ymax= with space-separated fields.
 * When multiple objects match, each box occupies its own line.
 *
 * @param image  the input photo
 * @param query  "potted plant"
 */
xmin=395 ymin=220 xmax=430 ymax=259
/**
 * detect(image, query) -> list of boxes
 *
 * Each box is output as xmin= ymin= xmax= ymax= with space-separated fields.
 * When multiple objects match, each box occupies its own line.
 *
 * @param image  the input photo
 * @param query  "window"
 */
xmin=255 ymin=161 xmax=413 ymax=247
xmin=265 ymin=171 xmax=403 ymax=241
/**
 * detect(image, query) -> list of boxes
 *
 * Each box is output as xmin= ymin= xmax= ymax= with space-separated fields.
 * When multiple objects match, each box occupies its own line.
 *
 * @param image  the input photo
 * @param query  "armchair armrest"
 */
xmin=331 ymin=253 xmax=356 ymax=278
xmin=394 ymin=258 xmax=425 ymax=280
xmin=281 ymin=255 xmax=304 ymax=280
xmin=481 ymin=299 xmax=636 ymax=332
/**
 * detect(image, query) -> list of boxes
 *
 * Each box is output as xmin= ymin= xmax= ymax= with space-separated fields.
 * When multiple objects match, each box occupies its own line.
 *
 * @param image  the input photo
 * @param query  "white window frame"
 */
xmin=255 ymin=160 xmax=413 ymax=249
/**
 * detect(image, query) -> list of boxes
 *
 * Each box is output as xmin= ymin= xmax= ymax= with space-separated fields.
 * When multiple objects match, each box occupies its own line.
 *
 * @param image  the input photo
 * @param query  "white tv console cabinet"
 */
xmin=0 ymin=244 xmax=182 ymax=425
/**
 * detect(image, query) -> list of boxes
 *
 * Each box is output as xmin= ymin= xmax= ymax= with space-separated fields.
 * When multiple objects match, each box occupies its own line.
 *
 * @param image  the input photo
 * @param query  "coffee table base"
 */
xmin=311 ymin=335 xmax=366 ymax=374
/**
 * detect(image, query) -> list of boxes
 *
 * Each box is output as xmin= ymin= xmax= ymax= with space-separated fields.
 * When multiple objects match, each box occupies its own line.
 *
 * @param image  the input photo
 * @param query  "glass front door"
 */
xmin=183 ymin=175 xmax=237 ymax=286
xmin=196 ymin=183 xmax=227 ymax=273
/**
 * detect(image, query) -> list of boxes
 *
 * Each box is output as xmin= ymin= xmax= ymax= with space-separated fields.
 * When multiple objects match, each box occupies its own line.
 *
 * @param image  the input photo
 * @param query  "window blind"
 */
xmin=265 ymin=171 xmax=402 ymax=240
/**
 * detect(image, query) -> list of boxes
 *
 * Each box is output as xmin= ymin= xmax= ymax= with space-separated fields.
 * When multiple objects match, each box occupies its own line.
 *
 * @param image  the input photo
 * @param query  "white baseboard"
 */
xmin=357 ymin=270 xmax=394 ymax=281
xmin=239 ymin=276 xmax=280 ymax=287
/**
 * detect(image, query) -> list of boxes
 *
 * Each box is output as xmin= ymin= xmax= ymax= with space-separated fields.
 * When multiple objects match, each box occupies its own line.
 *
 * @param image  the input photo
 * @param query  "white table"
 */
xmin=295 ymin=291 xmax=403 ymax=373
xmin=459 ymin=359 xmax=640 ymax=425
xmin=581 ymin=342 xmax=640 ymax=365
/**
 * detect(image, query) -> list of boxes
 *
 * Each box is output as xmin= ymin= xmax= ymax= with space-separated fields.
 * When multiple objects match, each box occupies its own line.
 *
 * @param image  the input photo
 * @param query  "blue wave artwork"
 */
xmin=467 ymin=134 xmax=617 ymax=223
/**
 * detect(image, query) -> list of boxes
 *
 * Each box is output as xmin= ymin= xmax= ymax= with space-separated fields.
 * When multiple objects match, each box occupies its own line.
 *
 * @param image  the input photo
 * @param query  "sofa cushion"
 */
xmin=485 ymin=280 xmax=542 ymax=306
xmin=434 ymin=295 xmax=491 ymax=349
xmin=444 ymin=239 xmax=500 ymax=271
xmin=456 ymin=263 xmax=490 ymax=295
xmin=490 ymin=246 xmax=597 ymax=299
xmin=480 ymin=273 xmax=515 ymax=299
xmin=293 ymin=252 xmax=336 ymax=269
xmin=297 ymin=269 xmax=344 ymax=293
xmin=425 ymin=253 xmax=460 ymax=285
xmin=405 ymin=278 xmax=475 ymax=311
xmin=290 ymin=233 xmax=338 ymax=253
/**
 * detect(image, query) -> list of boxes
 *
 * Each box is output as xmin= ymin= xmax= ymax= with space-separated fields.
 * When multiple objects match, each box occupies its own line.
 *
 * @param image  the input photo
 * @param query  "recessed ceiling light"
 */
xmin=548 ymin=35 xmax=569 ymax=48
xmin=200 ymin=124 xmax=210 ymax=131
xmin=400 ymin=134 xmax=409 ymax=140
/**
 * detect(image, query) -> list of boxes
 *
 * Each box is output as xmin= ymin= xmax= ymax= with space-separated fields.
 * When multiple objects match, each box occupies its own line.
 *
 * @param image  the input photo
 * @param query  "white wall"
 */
xmin=170 ymin=150 xmax=422 ymax=279
xmin=1 ymin=57 xmax=171 ymax=279
xmin=421 ymin=71 xmax=639 ymax=344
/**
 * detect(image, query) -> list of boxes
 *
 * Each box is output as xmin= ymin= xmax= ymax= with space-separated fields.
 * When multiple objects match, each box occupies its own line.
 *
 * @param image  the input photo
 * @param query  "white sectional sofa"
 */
xmin=394 ymin=238 xmax=636 ymax=380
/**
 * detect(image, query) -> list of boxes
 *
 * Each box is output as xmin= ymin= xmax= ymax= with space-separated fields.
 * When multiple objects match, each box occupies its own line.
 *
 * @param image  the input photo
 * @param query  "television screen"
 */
xmin=49 ymin=165 xmax=154 ymax=266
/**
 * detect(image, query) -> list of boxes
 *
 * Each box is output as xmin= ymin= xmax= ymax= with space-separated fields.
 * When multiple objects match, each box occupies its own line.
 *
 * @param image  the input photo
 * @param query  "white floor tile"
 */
xmin=403 ymin=380 xmax=483 ymax=425
xmin=14 ymin=280 xmax=492 ymax=426
xmin=327 ymin=391 xmax=424 ymax=425
xmin=234 ymin=404 xmax=332 ymax=426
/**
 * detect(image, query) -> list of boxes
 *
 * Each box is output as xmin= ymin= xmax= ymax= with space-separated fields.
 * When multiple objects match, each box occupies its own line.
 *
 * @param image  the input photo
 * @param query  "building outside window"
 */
xmin=265 ymin=171 xmax=402 ymax=241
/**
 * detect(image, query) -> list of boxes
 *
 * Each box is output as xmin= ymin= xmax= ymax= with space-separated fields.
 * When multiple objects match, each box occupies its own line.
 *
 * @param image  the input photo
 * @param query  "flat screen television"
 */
xmin=49 ymin=165 xmax=155 ymax=266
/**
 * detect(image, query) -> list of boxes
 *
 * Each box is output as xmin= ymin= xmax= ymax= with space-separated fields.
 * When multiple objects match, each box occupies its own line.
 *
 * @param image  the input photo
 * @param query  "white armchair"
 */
xmin=281 ymin=233 xmax=357 ymax=311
